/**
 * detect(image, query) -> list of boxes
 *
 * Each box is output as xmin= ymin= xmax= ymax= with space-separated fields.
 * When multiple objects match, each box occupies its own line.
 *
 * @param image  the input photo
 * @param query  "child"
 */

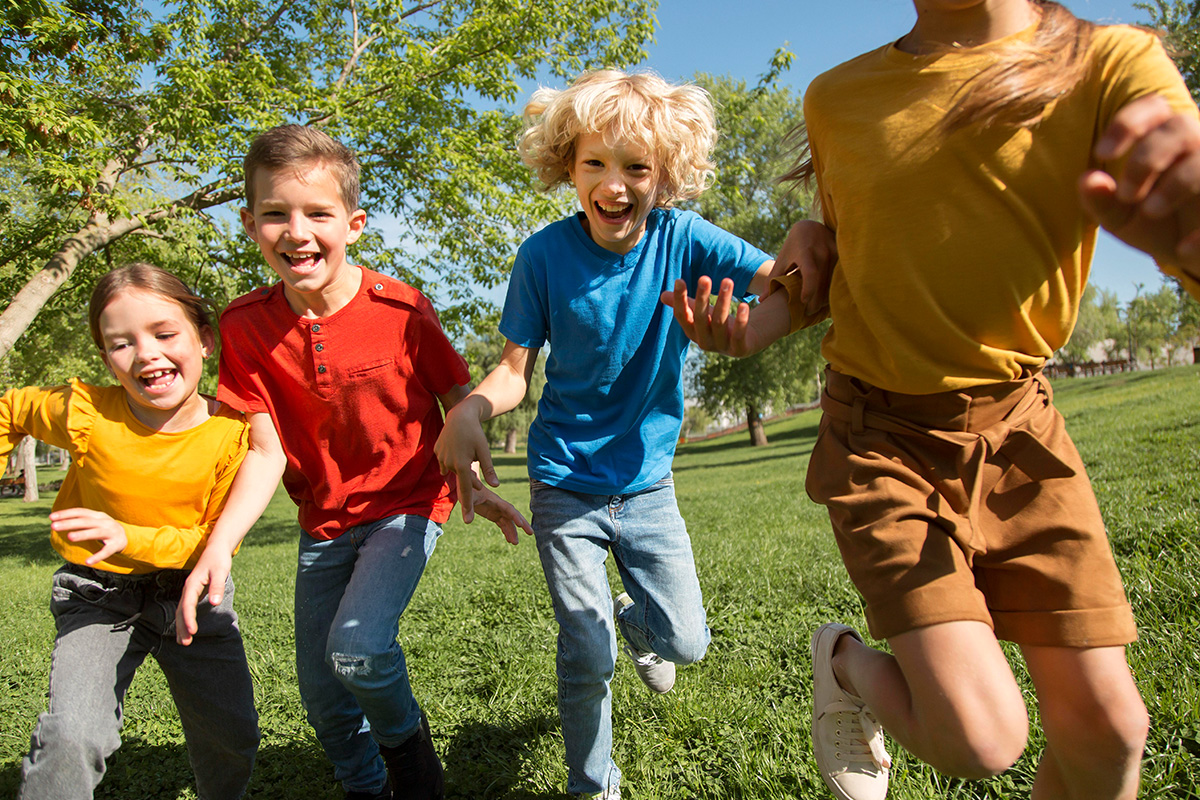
xmin=9 ymin=263 xmax=259 ymax=799
xmin=175 ymin=124 xmax=532 ymax=800
xmin=434 ymin=70 xmax=779 ymax=799
xmin=666 ymin=2 xmax=1200 ymax=799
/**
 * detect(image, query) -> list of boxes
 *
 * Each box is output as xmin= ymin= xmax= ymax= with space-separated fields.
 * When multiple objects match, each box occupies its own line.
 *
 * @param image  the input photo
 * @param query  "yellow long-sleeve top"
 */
xmin=0 ymin=380 xmax=249 ymax=574
xmin=800 ymin=24 xmax=1199 ymax=394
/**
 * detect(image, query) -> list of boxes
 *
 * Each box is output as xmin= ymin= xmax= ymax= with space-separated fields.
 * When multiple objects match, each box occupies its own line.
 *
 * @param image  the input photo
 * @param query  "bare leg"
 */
xmin=834 ymin=620 xmax=1029 ymax=778
xmin=1021 ymin=644 xmax=1147 ymax=800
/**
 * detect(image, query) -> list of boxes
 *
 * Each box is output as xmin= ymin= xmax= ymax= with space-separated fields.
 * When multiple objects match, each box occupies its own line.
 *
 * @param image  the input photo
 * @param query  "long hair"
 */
xmin=780 ymin=1 xmax=1096 ymax=186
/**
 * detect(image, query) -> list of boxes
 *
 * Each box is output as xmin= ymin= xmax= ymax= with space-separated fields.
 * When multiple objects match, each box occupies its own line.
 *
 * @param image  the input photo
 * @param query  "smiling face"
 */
xmin=98 ymin=287 xmax=215 ymax=432
xmin=240 ymin=161 xmax=368 ymax=317
xmin=570 ymin=130 xmax=665 ymax=255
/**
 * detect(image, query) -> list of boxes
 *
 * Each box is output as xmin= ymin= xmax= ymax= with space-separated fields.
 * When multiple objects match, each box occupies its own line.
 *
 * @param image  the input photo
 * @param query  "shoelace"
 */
xmin=624 ymin=643 xmax=664 ymax=667
xmin=821 ymin=699 xmax=892 ymax=770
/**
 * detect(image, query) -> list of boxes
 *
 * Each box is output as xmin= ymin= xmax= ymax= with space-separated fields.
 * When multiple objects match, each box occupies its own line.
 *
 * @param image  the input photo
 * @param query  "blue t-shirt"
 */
xmin=500 ymin=207 xmax=770 ymax=494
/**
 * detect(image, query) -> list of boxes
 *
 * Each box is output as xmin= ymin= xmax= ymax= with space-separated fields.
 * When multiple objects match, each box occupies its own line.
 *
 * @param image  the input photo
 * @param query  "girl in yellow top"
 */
xmin=9 ymin=263 xmax=258 ymax=799
xmin=666 ymin=2 xmax=1200 ymax=799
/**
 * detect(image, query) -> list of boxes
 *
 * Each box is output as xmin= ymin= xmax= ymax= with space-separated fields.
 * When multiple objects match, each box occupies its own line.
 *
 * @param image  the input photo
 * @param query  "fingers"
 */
xmin=1078 ymin=170 xmax=1134 ymax=233
xmin=176 ymin=573 xmax=210 ymax=646
xmin=456 ymin=470 xmax=478 ymax=524
xmin=1098 ymin=94 xmax=1200 ymax=213
xmin=476 ymin=450 xmax=499 ymax=488
xmin=1096 ymin=94 xmax=1175 ymax=163
xmin=84 ymin=538 xmax=124 ymax=566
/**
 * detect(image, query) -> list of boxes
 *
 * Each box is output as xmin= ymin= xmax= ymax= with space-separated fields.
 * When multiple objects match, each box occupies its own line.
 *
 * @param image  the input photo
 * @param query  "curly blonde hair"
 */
xmin=518 ymin=70 xmax=717 ymax=206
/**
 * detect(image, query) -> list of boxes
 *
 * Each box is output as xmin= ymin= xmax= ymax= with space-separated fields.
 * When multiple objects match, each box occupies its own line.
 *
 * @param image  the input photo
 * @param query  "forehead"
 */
xmin=575 ymin=130 xmax=657 ymax=163
xmin=249 ymin=162 xmax=346 ymax=207
xmin=99 ymin=288 xmax=190 ymax=330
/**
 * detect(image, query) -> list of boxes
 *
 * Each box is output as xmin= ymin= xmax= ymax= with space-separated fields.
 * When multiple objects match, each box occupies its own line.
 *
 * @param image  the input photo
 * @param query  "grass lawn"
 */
xmin=1 ymin=366 xmax=1198 ymax=798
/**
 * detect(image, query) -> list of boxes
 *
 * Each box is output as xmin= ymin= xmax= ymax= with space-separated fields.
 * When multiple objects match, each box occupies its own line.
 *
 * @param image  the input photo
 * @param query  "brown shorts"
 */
xmin=806 ymin=368 xmax=1135 ymax=647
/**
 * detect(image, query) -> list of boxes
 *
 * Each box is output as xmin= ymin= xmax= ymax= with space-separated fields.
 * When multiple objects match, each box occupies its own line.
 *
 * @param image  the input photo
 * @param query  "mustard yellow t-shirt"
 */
xmin=804 ymin=24 xmax=1198 ymax=394
xmin=0 ymin=380 xmax=249 ymax=574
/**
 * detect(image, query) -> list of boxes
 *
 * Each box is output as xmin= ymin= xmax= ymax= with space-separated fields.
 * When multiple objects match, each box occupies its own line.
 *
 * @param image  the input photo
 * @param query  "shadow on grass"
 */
xmin=443 ymin=713 xmax=565 ymax=799
xmin=0 ymin=504 xmax=60 ymax=565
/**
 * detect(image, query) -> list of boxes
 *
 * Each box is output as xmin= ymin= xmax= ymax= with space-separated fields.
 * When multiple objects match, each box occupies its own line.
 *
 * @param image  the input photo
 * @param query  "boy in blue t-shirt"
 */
xmin=434 ymin=69 xmax=776 ymax=799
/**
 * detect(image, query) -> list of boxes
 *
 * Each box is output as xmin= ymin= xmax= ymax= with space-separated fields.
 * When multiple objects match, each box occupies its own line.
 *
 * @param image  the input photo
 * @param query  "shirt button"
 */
xmin=317 ymin=365 xmax=327 ymax=374
xmin=374 ymin=283 xmax=383 ymax=291
xmin=312 ymin=324 xmax=321 ymax=333
xmin=315 ymin=343 xmax=324 ymax=352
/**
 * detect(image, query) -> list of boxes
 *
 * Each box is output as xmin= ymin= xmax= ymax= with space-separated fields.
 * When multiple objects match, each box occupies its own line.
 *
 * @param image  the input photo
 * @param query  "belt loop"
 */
xmin=852 ymin=396 xmax=867 ymax=435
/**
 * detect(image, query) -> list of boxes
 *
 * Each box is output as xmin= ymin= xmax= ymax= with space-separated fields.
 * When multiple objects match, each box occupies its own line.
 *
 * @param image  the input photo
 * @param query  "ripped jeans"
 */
xmin=295 ymin=515 xmax=441 ymax=795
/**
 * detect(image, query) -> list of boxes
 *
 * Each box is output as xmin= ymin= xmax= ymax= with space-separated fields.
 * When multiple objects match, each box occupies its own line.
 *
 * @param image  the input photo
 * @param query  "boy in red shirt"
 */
xmin=177 ymin=125 xmax=531 ymax=800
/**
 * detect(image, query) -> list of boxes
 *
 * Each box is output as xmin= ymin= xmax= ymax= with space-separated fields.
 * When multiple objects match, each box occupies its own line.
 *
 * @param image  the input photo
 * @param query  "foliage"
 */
xmin=683 ymin=68 xmax=826 ymax=444
xmin=3 ymin=366 xmax=1200 ymax=797
xmin=459 ymin=327 xmax=545 ymax=452
xmin=1059 ymin=283 xmax=1123 ymax=363
xmin=0 ymin=0 xmax=655 ymax=382
xmin=1139 ymin=0 xmax=1200 ymax=100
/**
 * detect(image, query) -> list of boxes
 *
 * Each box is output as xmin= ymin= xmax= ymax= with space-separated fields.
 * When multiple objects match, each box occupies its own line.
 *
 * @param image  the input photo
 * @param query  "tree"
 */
xmin=459 ymin=328 xmax=545 ymax=454
xmin=684 ymin=67 xmax=827 ymax=446
xmin=1139 ymin=1 xmax=1200 ymax=99
xmin=1058 ymin=283 xmax=1123 ymax=363
xmin=0 ymin=0 xmax=655 ymax=379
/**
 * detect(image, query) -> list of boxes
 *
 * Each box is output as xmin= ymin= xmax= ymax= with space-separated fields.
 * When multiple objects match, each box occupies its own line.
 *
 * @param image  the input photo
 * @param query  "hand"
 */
xmin=660 ymin=276 xmax=761 ymax=356
xmin=769 ymin=220 xmax=837 ymax=318
xmin=469 ymin=485 xmax=534 ymax=545
xmin=435 ymin=400 xmax=498 ymax=524
xmin=175 ymin=547 xmax=232 ymax=645
xmin=50 ymin=508 xmax=127 ymax=566
xmin=1080 ymin=93 xmax=1200 ymax=280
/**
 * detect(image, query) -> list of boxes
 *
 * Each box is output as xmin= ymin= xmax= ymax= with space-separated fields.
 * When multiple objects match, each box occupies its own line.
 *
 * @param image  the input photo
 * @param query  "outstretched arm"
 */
xmin=176 ymin=412 xmax=285 ymax=645
xmin=435 ymin=340 xmax=538 ymax=524
xmin=1080 ymin=93 xmax=1200 ymax=286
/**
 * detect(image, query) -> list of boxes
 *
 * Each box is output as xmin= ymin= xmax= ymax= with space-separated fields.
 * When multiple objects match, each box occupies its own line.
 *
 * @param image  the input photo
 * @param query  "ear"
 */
xmin=199 ymin=326 xmax=217 ymax=359
xmin=239 ymin=206 xmax=257 ymax=240
xmin=345 ymin=207 xmax=368 ymax=246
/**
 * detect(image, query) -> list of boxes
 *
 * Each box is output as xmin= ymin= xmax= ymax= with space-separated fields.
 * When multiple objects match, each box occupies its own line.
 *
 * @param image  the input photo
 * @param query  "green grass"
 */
xmin=1 ymin=366 xmax=1199 ymax=798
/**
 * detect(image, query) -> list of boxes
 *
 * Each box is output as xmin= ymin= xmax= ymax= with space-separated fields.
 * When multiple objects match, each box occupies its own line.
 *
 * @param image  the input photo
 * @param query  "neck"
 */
xmin=899 ymin=0 xmax=1039 ymax=54
xmin=287 ymin=264 xmax=363 ymax=319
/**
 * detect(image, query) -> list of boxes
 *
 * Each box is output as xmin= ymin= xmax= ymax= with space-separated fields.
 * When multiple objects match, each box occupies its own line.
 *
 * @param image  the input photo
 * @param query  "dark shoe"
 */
xmin=379 ymin=710 xmax=444 ymax=800
xmin=345 ymin=785 xmax=392 ymax=800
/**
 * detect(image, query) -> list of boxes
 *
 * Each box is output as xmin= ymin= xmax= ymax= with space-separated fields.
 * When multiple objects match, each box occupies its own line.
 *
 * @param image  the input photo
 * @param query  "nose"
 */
xmin=284 ymin=212 xmax=310 ymax=242
xmin=599 ymin=167 xmax=626 ymax=195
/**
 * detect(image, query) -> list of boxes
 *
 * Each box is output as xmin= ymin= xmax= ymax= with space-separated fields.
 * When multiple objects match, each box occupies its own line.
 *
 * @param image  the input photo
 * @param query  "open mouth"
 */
xmin=283 ymin=252 xmax=322 ymax=272
xmin=139 ymin=368 xmax=178 ymax=392
xmin=595 ymin=201 xmax=632 ymax=222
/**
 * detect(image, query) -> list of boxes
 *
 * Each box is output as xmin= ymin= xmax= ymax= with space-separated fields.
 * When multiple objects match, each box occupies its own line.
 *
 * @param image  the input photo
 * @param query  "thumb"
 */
xmin=1079 ymin=170 xmax=1135 ymax=233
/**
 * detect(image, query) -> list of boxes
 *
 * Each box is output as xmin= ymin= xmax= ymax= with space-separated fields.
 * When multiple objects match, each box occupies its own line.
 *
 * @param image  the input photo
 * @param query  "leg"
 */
xmin=156 ymin=576 xmax=259 ymax=800
xmin=834 ymin=621 xmax=1029 ymax=778
xmin=1022 ymin=645 xmax=1148 ymax=800
xmin=19 ymin=567 xmax=149 ymax=799
xmin=610 ymin=477 xmax=710 ymax=666
xmin=530 ymin=483 xmax=622 ymax=797
xmin=295 ymin=530 xmax=388 ymax=794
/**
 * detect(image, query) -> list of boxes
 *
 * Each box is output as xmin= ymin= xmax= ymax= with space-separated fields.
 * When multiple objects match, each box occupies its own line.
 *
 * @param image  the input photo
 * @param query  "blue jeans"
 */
xmin=294 ymin=514 xmax=441 ymax=795
xmin=20 ymin=564 xmax=258 ymax=800
xmin=529 ymin=476 xmax=711 ymax=796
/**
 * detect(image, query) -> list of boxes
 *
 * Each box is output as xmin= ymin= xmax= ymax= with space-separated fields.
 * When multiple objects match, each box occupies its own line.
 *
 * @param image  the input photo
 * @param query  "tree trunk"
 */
xmin=19 ymin=437 xmax=38 ymax=503
xmin=746 ymin=403 xmax=768 ymax=447
xmin=504 ymin=427 xmax=518 ymax=454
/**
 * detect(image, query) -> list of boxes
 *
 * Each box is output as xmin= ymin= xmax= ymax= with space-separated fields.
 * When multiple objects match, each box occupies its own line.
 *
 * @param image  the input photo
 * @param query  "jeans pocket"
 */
xmin=50 ymin=566 xmax=113 ymax=612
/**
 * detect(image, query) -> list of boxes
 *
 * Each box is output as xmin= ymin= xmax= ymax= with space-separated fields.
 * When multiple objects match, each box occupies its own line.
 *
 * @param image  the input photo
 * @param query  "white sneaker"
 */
xmin=811 ymin=623 xmax=890 ymax=800
xmin=613 ymin=592 xmax=676 ymax=693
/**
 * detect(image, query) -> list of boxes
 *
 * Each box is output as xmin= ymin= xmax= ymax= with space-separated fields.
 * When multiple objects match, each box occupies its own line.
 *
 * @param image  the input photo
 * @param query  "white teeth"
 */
xmin=598 ymin=202 xmax=628 ymax=212
xmin=143 ymin=369 xmax=173 ymax=379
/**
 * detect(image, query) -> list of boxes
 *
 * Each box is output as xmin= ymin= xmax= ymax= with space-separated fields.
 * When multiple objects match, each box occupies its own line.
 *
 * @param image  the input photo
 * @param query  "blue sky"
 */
xmin=627 ymin=0 xmax=1171 ymax=302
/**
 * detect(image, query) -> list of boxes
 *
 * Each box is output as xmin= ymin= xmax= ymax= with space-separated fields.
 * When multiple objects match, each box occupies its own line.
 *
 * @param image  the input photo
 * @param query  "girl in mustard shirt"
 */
xmin=8 ymin=263 xmax=258 ymax=799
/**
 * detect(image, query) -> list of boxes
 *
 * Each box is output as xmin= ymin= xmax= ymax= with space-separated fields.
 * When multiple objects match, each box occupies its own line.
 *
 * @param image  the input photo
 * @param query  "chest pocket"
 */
xmin=347 ymin=358 xmax=395 ymax=380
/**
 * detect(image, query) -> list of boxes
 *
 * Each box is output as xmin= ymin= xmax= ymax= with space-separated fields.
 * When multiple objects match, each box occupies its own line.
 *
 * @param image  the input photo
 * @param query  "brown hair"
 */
xmin=518 ymin=69 xmax=718 ymax=206
xmin=88 ymin=263 xmax=216 ymax=351
xmin=243 ymin=124 xmax=361 ymax=211
xmin=781 ymin=1 xmax=1096 ymax=186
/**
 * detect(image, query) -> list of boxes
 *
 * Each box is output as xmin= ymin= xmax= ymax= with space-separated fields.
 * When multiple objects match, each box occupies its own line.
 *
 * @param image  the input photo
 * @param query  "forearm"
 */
xmin=203 ymin=447 xmax=286 ymax=556
xmin=740 ymin=292 xmax=795 ymax=356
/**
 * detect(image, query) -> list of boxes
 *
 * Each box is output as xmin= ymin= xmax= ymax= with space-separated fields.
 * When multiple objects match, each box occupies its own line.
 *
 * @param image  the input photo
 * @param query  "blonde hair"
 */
xmin=781 ymin=0 xmax=1097 ymax=185
xmin=243 ymin=125 xmax=361 ymax=211
xmin=518 ymin=69 xmax=717 ymax=206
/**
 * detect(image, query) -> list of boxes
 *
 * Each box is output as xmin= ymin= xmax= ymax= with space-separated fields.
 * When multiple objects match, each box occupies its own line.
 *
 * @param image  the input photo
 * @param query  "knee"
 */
xmin=1043 ymin=688 xmax=1149 ymax=769
xmin=654 ymin=628 xmax=710 ymax=666
xmin=327 ymin=646 xmax=397 ymax=694
xmin=925 ymin=703 xmax=1029 ymax=779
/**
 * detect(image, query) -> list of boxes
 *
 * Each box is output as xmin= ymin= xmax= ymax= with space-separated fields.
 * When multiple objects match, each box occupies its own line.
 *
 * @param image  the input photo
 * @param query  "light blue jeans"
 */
xmin=294 ymin=514 xmax=441 ymax=795
xmin=529 ymin=475 xmax=711 ymax=796
xmin=19 ymin=563 xmax=258 ymax=800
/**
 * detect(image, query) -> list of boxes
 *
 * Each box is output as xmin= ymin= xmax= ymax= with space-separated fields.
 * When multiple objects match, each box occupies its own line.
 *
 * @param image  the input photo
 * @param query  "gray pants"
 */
xmin=19 ymin=563 xmax=259 ymax=800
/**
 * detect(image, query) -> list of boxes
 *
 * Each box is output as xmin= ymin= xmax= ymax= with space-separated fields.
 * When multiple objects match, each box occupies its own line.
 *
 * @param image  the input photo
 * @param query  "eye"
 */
xmin=583 ymin=159 xmax=604 ymax=168
xmin=107 ymin=341 xmax=129 ymax=353
xmin=156 ymin=332 xmax=178 ymax=341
